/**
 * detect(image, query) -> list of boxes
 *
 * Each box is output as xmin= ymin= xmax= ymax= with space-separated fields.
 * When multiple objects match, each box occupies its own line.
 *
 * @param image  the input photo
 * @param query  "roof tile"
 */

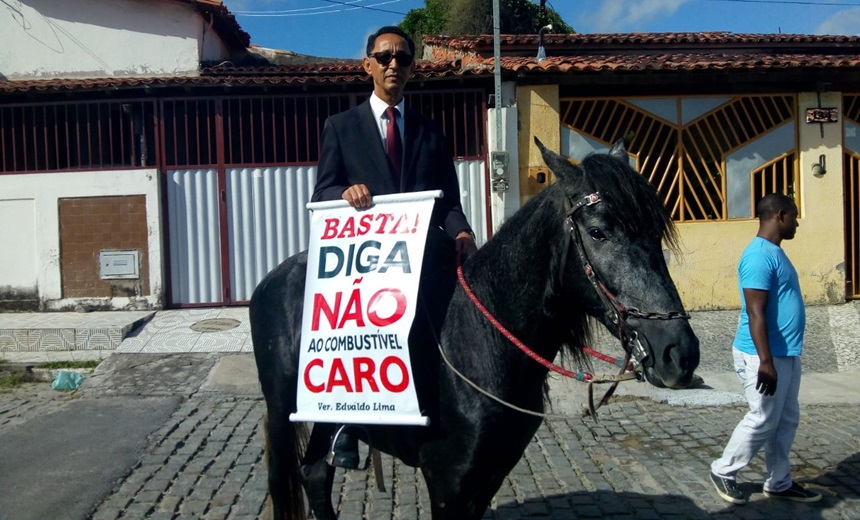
xmin=493 ymin=53 xmax=860 ymax=73
xmin=0 ymin=61 xmax=468 ymax=93
xmin=423 ymin=32 xmax=860 ymax=50
xmin=6 ymin=31 xmax=860 ymax=93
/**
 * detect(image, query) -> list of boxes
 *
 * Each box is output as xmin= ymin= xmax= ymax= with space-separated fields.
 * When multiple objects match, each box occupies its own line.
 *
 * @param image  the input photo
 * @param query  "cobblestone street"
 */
xmin=5 ymin=380 xmax=858 ymax=520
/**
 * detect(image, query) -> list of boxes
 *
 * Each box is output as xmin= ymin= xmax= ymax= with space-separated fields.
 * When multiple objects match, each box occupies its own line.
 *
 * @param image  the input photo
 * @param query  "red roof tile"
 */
xmin=5 ymin=31 xmax=860 ymax=94
xmin=423 ymin=32 xmax=860 ymax=51
xmin=421 ymin=32 xmax=860 ymax=77
xmin=0 ymin=61 xmax=469 ymax=93
xmin=202 ymin=60 xmax=459 ymax=76
xmin=489 ymin=53 xmax=860 ymax=73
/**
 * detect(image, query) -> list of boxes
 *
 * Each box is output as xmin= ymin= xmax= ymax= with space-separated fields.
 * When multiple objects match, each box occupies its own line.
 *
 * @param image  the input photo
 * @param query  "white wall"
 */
xmin=0 ymin=0 xmax=229 ymax=80
xmin=0 ymin=169 xmax=163 ymax=310
xmin=0 ymin=199 xmax=37 ymax=295
xmin=200 ymin=15 xmax=230 ymax=64
xmin=487 ymin=81 xmax=521 ymax=233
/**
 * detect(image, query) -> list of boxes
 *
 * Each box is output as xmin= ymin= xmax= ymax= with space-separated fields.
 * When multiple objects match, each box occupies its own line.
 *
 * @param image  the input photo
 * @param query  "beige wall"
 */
xmin=517 ymin=85 xmax=561 ymax=200
xmin=673 ymin=92 xmax=845 ymax=309
xmin=518 ymin=88 xmax=847 ymax=311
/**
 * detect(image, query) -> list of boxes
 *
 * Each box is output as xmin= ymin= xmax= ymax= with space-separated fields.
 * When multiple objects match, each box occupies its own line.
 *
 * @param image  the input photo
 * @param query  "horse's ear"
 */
xmin=609 ymin=139 xmax=629 ymax=163
xmin=534 ymin=137 xmax=573 ymax=178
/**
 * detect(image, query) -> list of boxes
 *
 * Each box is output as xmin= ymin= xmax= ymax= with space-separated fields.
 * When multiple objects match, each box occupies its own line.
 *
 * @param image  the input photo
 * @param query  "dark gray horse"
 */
xmin=250 ymin=139 xmax=700 ymax=519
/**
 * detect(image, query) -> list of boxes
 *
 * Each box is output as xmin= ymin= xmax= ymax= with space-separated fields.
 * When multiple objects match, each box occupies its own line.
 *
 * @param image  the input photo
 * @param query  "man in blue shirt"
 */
xmin=709 ymin=193 xmax=821 ymax=504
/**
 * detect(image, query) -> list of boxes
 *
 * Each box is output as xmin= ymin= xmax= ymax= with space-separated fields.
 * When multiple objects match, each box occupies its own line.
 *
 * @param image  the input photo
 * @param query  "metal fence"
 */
xmin=0 ymin=100 xmax=157 ymax=173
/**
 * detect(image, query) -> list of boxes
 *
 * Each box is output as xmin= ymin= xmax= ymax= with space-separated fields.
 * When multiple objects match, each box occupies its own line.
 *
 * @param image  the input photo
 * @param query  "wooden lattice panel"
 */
xmin=843 ymin=94 xmax=860 ymax=299
xmin=844 ymin=153 xmax=860 ymax=299
xmin=560 ymin=95 xmax=796 ymax=221
xmin=751 ymin=152 xmax=798 ymax=217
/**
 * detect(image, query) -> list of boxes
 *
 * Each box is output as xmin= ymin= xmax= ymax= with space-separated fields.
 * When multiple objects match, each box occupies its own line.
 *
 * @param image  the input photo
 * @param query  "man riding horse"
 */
xmin=310 ymin=25 xmax=478 ymax=469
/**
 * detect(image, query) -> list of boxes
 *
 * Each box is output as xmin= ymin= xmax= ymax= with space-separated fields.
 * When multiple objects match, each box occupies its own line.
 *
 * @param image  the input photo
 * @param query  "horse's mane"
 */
xmin=577 ymin=153 xmax=679 ymax=252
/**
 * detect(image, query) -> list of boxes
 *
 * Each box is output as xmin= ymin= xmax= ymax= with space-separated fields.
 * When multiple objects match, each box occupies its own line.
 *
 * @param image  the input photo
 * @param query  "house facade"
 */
xmin=0 ymin=0 xmax=491 ymax=311
xmin=0 ymin=0 xmax=246 ymax=310
xmin=5 ymin=3 xmax=860 ymax=313
xmin=426 ymin=33 xmax=860 ymax=310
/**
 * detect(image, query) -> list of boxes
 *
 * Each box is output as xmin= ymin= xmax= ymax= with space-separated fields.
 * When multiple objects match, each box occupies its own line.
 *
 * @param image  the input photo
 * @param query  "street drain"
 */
xmin=190 ymin=318 xmax=241 ymax=332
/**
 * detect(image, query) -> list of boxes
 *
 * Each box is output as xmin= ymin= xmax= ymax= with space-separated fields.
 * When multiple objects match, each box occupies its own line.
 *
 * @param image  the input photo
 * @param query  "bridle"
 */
xmin=453 ymin=190 xmax=691 ymax=416
xmin=562 ymin=192 xmax=691 ymax=372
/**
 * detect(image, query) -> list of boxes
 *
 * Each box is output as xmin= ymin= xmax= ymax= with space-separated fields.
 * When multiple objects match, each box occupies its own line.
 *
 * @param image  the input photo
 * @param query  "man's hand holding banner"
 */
xmin=289 ymin=190 xmax=441 ymax=426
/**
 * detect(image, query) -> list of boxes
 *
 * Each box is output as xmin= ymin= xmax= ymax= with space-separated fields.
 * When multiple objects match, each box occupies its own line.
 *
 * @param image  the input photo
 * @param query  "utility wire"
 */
xmin=232 ymin=0 xmax=860 ymax=20
xmin=233 ymin=0 xmax=367 ymax=14
xmin=234 ymin=0 xmax=407 ymax=17
xmin=319 ymin=0 xmax=406 ymax=15
xmin=704 ymin=0 xmax=860 ymax=5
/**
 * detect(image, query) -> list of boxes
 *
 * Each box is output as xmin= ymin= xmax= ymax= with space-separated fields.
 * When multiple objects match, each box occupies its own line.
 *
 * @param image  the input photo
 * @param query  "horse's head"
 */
xmin=535 ymin=137 xmax=700 ymax=389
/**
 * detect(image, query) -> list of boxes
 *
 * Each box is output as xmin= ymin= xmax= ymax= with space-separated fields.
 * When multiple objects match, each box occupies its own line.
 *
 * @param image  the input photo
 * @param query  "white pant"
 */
xmin=710 ymin=349 xmax=802 ymax=493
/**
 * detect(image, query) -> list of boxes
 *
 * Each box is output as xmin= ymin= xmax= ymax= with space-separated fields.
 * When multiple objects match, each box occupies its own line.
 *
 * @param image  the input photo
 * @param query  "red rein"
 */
xmin=456 ymin=266 xmax=629 ymax=381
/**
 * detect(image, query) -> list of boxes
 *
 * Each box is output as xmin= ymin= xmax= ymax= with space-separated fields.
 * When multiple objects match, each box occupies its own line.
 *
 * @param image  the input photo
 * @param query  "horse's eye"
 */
xmin=588 ymin=228 xmax=607 ymax=242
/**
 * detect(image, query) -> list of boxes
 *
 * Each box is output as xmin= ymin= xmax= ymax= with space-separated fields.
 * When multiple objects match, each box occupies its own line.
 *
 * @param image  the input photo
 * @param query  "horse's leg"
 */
xmin=262 ymin=408 xmax=309 ymax=520
xmin=299 ymin=423 xmax=337 ymax=520
xmin=420 ymin=417 xmax=533 ymax=520
xmin=252 ymin=252 xmax=311 ymax=519
xmin=423 ymin=464 xmax=506 ymax=520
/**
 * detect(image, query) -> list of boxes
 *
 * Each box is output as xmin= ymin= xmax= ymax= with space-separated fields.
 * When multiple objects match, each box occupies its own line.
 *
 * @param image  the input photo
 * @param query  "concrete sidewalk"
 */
xmin=85 ymin=352 xmax=860 ymax=406
xmin=3 ymin=302 xmax=860 ymax=373
xmin=549 ymin=370 xmax=860 ymax=413
xmin=4 ymin=302 xmax=860 ymax=410
xmin=125 ymin=352 xmax=860 ymax=407
xmin=186 ymin=354 xmax=860 ymax=411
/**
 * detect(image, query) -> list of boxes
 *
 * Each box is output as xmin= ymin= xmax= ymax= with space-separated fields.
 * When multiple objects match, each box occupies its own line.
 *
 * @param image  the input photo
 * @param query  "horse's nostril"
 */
xmin=663 ymin=343 xmax=682 ymax=369
xmin=665 ymin=341 xmax=700 ymax=372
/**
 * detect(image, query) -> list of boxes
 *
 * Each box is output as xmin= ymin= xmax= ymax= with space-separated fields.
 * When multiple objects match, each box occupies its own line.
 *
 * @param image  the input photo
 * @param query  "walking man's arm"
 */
xmin=744 ymin=287 xmax=777 ymax=396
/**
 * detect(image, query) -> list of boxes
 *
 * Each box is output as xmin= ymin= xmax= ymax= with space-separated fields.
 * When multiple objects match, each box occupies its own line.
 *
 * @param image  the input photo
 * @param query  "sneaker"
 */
xmin=764 ymin=481 xmax=822 ymax=503
xmin=710 ymin=472 xmax=748 ymax=504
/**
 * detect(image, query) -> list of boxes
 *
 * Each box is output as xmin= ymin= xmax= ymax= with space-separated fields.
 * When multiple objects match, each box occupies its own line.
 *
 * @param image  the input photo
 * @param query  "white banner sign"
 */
xmin=289 ymin=190 xmax=441 ymax=426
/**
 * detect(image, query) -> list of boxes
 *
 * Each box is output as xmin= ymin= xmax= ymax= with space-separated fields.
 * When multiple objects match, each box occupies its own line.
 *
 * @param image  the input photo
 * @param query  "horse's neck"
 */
xmin=463 ymin=198 xmax=570 ymax=350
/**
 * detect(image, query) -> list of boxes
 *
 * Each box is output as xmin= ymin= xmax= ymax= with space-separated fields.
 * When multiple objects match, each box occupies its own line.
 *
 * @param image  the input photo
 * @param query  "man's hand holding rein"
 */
xmin=455 ymin=230 xmax=478 ymax=264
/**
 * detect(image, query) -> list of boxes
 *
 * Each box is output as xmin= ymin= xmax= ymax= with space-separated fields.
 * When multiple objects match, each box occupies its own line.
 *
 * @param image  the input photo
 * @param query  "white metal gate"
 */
xmin=226 ymin=166 xmax=317 ymax=302
xmin=166 ymin=160 xmax=487 ymax=305
xmin=166 ymin=168 xmax=223 ymax=305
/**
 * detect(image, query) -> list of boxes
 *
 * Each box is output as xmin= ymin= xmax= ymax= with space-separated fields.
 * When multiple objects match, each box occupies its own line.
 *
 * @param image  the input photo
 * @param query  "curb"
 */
xmin=0 ymin=363 xmax=96 ymax=384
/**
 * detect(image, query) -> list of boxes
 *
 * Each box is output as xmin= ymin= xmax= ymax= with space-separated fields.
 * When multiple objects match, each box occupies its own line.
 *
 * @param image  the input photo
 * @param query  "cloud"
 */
xmin=224 ymin=0 xmax=302 ymax=13
xmin=587 ymin=0 xmax=691 ymax=33
xmin=816 ymin=8 xmax=860 ymax=36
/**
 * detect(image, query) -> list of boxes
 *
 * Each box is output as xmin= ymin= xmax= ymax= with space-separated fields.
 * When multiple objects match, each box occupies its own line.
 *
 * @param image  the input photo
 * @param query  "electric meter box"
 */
xmin=99 ymin=250 xmax=140 ymax=279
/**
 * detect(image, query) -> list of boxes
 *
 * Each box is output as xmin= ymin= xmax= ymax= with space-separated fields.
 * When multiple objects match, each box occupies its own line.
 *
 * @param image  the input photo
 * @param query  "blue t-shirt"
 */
xmin=733 ymin=237 xmax=805 ymax=356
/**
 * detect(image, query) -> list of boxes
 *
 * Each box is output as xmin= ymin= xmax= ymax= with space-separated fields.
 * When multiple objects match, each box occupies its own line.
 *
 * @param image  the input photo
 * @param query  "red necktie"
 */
xmin=385 ymin=106 xmax=402 ymax=187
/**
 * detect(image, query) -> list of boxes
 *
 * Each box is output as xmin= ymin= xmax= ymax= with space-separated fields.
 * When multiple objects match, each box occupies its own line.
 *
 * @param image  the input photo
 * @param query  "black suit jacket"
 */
xmin=311 ymin=100 xmax=472 ymax=239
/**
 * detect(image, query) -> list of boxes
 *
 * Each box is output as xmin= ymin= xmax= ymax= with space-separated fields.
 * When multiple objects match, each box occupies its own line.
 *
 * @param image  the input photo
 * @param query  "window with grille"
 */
xmin=559 ymin=95 xmax=798 ymax=221
xmin=162 ymin=90 xmax=485 ymax=168
xmin=1 ymin=100 xmax=156 ymax=173
xmin=161 ymin=95 xmax=353 ymax=168
xmin=843 ymin=95 xmax=860 ymax=299
xmin=405 ymin=90 xmax=486 ymax=159
xmin=3 ymin=90 xmax=487 ymax=173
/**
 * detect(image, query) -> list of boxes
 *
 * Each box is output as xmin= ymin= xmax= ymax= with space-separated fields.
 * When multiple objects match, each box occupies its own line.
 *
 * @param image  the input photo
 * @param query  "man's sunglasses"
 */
xmin=368 ymin=51 xmax=414 ymax=67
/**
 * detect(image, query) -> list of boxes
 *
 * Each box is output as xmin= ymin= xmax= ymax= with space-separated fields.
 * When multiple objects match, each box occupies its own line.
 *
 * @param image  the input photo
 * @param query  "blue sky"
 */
xmin=228 ymin=0 xmax=860 ymax=59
